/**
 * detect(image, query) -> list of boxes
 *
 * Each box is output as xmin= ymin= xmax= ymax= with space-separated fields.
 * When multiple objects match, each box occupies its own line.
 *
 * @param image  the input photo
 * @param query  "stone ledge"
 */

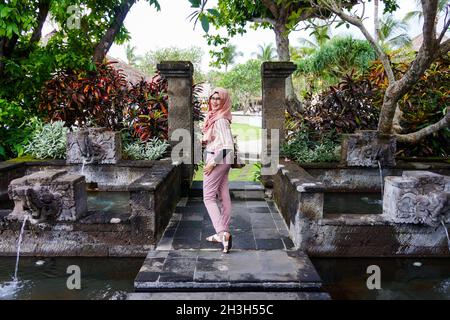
xmin=262 ymin=62 xmax=297 ymax=78
xmin=126 ymin=291 xmax=331 ymax=300
xmin=157 ymin=61 xmax=193 ymax=78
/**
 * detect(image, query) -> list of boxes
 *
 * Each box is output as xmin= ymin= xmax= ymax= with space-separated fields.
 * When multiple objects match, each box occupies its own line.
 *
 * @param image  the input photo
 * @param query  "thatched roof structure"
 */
xmin=106 ymin=55 xmax=154 ymax=85
xmin=411 ymin=34 xmax=449 ymax=51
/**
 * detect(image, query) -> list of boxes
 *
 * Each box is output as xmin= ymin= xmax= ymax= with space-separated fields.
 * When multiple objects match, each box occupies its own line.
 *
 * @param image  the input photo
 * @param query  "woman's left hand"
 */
xmin=204 ymin=160 xmax=216 ymax=176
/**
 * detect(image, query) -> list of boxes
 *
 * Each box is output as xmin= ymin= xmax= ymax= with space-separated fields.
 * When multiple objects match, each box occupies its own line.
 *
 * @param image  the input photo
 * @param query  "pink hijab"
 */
xmin=202 ymin=87 xmax=232 ymax=143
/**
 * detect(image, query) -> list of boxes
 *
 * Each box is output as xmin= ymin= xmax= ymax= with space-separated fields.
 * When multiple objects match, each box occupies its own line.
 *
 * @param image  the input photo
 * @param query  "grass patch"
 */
xmin=6 ymin=155 xmax=42 ymax=163
xmin=230 ymin=123 xmax=261 ymax=141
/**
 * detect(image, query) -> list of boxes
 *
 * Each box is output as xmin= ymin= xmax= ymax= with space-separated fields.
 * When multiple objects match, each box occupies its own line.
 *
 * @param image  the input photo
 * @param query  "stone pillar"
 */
xmin=261 ymin=62 xmax=296 ymax=187
xmin=157 ymin=61 xmax=194 ymax=194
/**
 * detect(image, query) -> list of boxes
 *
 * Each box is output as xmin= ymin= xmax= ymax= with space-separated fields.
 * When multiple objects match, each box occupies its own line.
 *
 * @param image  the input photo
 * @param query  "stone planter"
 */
xmin=383 ymin=171 xmax=450 ymax=226
xmin=341 ymin=130 xmax=396 ymax=167
xmin=8 ymin=169 xmax=87 ymax=223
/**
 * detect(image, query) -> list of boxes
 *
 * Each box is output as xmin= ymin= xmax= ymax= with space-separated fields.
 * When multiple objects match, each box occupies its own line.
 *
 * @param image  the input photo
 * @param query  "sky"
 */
xmin=47 ymin=0 xmax=441 ymax=72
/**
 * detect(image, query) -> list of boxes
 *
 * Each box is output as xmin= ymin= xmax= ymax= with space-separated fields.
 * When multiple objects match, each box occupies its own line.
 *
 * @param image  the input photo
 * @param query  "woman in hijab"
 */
xmin=201 ymin=87 xmax=235 ymax=253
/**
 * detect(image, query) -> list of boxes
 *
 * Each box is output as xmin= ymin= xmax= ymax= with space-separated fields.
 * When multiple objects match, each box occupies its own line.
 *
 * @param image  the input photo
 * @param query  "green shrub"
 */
xmin=25 ymin=121 xmax=68 ymax=159
xmin=281 ymin=129 xmax=340 ymax=163
xmin=251 ymin=163 xmax=262 ymax=182
xmin=123 ymin=137 xmax=169 ymax=160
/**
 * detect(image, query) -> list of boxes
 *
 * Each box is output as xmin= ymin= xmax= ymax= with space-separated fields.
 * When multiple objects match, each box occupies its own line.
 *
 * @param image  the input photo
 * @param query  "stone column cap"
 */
xmin=262 ymin=61 xmax=296 ymax=78
xmin=157 ymin=61 xmax=193 ymax=78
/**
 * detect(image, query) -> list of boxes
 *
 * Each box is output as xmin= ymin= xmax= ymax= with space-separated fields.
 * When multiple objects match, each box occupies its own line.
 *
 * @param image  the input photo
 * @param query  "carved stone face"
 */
xmin=22 ymin=187 xmax=62 ymax=223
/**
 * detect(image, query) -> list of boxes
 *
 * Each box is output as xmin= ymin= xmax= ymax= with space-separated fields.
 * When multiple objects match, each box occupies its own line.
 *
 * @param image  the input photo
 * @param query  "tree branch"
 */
xmin=251 ymin=17 xmax=276 ymax=26
xmin=395 ymin=109 xmax=450 ymax=143
xmin=420 ymin=0 xmax=438 ymax=50
xmin=93 ymin=0 xmax=136 ymax=64
xmin=437 ymin=7 xmax=450 ymax=44
xmin=261 ymin=0 xmax=280 ymax=19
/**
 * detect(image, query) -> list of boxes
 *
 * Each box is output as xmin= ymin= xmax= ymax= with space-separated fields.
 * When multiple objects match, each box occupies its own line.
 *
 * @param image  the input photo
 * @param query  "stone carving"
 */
xmin=14 ymin=186 xmax=62 ymax=223
xmin=8 ymin=170 xmax=87 ymax=223
xmin=383 ymin=171 xmax=450 ymax=226
xmin=342 ymin=130 xmax=396 ymax=167
xmin=67 ymin=128 xmax=122 ymax=164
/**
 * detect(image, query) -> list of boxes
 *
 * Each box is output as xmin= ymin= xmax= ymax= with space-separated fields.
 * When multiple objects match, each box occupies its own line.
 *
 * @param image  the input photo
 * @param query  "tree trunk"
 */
xmin=274 ymin=23 xmax=303 ymax=117
xmin=374 ymin=0 xmax=380 ymax=43
xmin=30 ymin=0 xmax=51 ymax=44
xmin=92 ymin=0 xmax=136 ymax=64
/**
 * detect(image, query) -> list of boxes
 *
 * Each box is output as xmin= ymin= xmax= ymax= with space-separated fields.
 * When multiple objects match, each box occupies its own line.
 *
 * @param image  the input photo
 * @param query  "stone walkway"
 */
xmin=132 ymin=182 xmax=330 ymax=300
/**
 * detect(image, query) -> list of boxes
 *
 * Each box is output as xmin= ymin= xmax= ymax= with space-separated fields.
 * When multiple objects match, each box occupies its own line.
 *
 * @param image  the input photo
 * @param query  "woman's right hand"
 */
xmin=204 ymin=160 xmax=216 ymax=176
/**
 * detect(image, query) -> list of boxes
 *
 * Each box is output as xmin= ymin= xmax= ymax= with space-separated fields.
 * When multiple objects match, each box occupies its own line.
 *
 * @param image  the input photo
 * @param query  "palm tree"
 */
xmin=253 ymin=43 xmax=277 ymax=61
xmin=222 ymin=44 xmax=243 ymax=72
xmin=125 ymin=43 xmax=141 ymax=66
xmin=378 ymin=14 xmax=412 ymax=50
xmin=403 ymin=0 xmax=448 ymax=24
xmin=298 ymin=24 xmax=331 ymax=50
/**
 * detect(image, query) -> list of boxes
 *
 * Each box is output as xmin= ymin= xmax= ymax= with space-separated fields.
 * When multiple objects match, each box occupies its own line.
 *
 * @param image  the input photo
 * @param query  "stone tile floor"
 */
xmin=134 ymin=195 xmax=328 ymax=298
xmin=156 ymin=197 xmax=294 ymax=251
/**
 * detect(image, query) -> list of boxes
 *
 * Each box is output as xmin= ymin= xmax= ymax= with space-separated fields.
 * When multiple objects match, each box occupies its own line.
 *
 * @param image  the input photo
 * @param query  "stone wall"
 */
xmin=272 ymin=159 xmax=450 ymax=257
xmin=0 ymin=162 xmax=26 ymax=203
xmin=0 ymin=160 xmax=182 ymax=257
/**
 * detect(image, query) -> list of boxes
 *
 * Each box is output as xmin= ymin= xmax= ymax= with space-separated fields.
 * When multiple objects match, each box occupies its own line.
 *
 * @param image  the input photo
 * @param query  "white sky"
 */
xmin=45 ymin=0 xmax=445 ymax=72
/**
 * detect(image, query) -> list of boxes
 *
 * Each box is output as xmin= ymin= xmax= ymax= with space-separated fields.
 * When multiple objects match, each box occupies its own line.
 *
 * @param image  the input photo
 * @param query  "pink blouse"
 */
xmin=206 ymin=118 xmax=234 ymax=153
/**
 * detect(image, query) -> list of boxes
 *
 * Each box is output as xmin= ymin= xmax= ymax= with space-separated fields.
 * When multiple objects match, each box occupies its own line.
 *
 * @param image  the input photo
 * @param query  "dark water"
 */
xmin=0 ymin=257 xmax=143 ymax=300
xmin=323 ymin=192 xmax=382 ymax=214
xmin=312 ymin=258 xmax=450 ymax=300
xmin=86 ymin=191 xmax=130 ymax=214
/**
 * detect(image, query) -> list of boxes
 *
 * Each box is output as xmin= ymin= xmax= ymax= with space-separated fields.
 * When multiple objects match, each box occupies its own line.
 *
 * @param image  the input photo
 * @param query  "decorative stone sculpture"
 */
xmin=67 ymin=128 xmax=122 ymax=164
xmin=8 ymin=170 xmax=87 ymax=224
xmin=341 ymin=130 xmax=396 ymax=167
xmin=383 ymin=171 xmax=450 ymax=226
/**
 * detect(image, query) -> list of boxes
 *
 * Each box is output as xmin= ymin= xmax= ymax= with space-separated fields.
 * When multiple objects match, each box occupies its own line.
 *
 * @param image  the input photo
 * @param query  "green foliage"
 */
xmin=294 ymin=36 xmax=376 ymax=95
xmin=208 ymin=59 xmax=261 ymax=109
xmin=366 ymin=55 xmax=450 ymax=157
xmin=196 ymin=0 xmax=321 ymax=66
xmin=281 ymin=128 xmax=340 ymax=163
xmin=378 ymin=14 xmax=411 ymax=50
xmin=0 ymin=99 xmax=41 ymax=160
xmin=253 ymin=43 xmax=277 ymax=61
xmin=251 ymin=163 xmax=262 ymax=182
xmin=25 ymin=121 xmax=68 ymax=159
xmin=209 ymin=44 xmax=243 ymax=71
xmin=123 ymin=137 xmax=169 ymax=160
xmin=137 ymin=46 xmax=205 ymax=83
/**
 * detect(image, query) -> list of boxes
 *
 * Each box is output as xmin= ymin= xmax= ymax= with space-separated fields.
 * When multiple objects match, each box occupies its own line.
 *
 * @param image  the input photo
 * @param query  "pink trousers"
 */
xmin=203 ymin=152 xmax=232 ymax=234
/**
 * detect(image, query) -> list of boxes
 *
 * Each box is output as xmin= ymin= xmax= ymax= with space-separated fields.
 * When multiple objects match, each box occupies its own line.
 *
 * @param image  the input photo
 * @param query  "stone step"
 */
xmin=134 ymin=249 xmax=323 ymax=293
xmin=126 ymin=291 xmax=331 ymax=300
xmin=189 ymin=181 xmax=265 ymax=199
